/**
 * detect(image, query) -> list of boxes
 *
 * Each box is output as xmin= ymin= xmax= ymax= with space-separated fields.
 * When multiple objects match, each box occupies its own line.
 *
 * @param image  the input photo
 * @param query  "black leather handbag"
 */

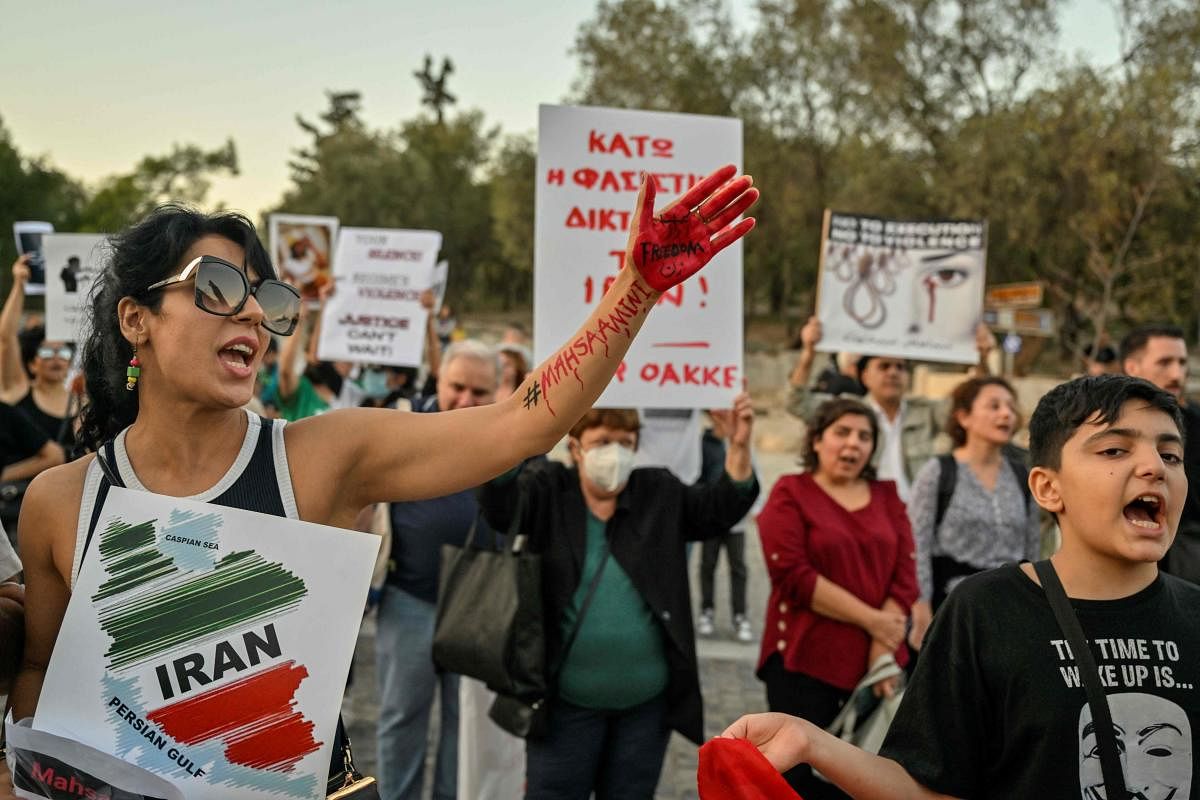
xmin=432 ymin=510 xmax=546 ymax=702
xmin=486 ymin=547 xmax=611 ymax=739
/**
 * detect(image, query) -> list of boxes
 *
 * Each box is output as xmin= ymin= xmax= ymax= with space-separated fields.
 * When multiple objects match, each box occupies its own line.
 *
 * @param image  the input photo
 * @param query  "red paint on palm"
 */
xmin=147 ymin=660 xmax=320 ymax=772
xmin=632 ymin=164 xmax=758 ymax=292
xmin=697 ymin=738 xmax=802 ymax=800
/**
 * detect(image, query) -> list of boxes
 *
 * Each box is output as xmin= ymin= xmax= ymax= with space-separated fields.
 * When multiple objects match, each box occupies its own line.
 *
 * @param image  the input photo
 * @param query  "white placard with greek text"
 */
xmin=534 ymin=104 xmax=743 ymax=409
xmin=44 ymin=233 xmax=109 ymax=343
xmin=33 ymin=487 xmax=378 ymax=800
xmin=316 ymin=227 xmax=442 ymax=366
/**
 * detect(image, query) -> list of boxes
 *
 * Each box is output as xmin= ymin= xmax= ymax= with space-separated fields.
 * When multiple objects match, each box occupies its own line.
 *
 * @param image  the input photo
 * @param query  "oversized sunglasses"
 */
xmin=37 ymin=345 xmax=74 ymax=360
xmin=146 ymin=256 xmax=300 ymax=336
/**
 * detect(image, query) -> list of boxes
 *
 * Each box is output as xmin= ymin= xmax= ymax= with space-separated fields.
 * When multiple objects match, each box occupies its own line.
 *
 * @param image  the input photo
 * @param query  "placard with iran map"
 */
xmin=34 ymin=488 xmax=378 ymax=800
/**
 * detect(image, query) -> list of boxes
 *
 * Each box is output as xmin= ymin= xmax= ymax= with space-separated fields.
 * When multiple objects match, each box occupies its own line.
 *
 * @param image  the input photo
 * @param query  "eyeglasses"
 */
xmin=146 ymin=256 xmax=300 ymax=336
xmin=37 ymin=345 xmax=74 ymax=361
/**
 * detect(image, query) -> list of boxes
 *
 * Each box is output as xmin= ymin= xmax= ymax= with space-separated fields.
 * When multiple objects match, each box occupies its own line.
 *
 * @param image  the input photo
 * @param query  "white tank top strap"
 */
xmin=271 ymin=417 xmax=299 ymax=520
xmin=70 ymin=458 xmax=105 ymax=590
xmin=110 ymin=408 xmax=261 ymax=500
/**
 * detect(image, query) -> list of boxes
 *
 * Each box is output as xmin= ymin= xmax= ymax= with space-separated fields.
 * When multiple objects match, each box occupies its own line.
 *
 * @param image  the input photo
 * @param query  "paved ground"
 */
xmin=341 ymin=417 xmax=801 ymax=799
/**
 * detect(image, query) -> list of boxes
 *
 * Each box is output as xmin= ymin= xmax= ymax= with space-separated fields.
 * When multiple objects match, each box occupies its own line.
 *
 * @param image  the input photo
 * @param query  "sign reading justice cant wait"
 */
xmin=34 ymin=487 xmax=378 ymax=800
xmin=317 ymin=227 xmax=443 ymax=367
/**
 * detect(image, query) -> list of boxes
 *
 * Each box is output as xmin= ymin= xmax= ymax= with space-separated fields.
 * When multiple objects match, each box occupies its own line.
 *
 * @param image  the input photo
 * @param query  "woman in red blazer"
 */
xmin=756 ymin=397 xmax=919 ymax=799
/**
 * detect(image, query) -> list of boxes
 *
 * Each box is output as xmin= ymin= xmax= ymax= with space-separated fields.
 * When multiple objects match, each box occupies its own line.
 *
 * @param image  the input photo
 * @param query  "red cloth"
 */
xmin=697 ymin=738 xmax=802 ymax=799
xmin=755 ymin=473 xmax=919 ymax=690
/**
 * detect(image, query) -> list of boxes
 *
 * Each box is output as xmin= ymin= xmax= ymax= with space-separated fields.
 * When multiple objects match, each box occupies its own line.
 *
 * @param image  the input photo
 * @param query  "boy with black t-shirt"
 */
xmin=724 ymin=375 xmax=1200 ymax=799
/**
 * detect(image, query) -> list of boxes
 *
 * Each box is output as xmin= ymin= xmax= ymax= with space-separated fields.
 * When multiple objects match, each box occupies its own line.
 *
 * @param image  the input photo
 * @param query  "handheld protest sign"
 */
xmin=268 ymin=214 xmax=339 ymax=307
xmin=316 ymin=227 xmax=442 ymax=367
xmin=535 ymin=104 xmax=748 ymax=409
xmin=33 ymin=488 xmax=378 ymax=800
xmin=44 ymin=233 xmax=109 ymax=343
xmin=815 ymin=211 xmax=988 ymax=365
xmin=13 ymin=221 xmax=54 ymax=296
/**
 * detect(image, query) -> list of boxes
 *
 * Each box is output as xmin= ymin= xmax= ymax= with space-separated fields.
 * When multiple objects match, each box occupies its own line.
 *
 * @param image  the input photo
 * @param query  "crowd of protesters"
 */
xmin=2 ymin=174 xmax=1200 ymax=800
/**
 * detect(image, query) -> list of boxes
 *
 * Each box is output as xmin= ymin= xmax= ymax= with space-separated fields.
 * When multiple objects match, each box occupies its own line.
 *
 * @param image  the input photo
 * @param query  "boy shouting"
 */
xmin=725 ymin=375 xmax=1200 ymax=798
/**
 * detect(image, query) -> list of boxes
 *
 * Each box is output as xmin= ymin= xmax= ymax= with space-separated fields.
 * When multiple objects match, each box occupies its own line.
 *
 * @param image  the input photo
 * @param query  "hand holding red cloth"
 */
xmin=698 ymin=737 xmax=802 ymax=800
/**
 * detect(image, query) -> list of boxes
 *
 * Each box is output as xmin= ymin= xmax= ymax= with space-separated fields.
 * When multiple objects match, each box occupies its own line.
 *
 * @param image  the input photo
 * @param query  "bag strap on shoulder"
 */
xmin=1005 ymin=454 xmax=1032 ymax=514
xmin=80 ymin=442 xmax=125 ymax=566
xmin=95 ymin=441 xmax=124 ymax=488
xmin=552 ymin=546 xmax=611 ymax=682
xmin=934 ymin=454 xmax=957 ymax=533
xmin=1033 ymin=560 xmax=1127 ymax=800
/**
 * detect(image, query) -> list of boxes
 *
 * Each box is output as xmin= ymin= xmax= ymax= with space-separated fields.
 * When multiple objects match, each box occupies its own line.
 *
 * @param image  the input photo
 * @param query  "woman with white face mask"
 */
xmin=478 ymin=397 xmax=758 ymax=800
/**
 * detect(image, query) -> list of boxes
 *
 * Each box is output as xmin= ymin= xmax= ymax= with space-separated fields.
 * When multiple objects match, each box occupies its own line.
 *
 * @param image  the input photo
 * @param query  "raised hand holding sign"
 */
xmin=630 ymin=164 xmax=758 ymax=292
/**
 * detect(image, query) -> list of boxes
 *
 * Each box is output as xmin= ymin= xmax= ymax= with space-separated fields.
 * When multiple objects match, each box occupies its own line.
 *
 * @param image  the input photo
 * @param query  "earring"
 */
xmin=126 ymin=345 xmax=141 ymax=391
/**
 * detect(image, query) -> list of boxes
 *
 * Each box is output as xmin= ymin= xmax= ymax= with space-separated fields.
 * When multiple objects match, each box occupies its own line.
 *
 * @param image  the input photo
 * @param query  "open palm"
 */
xmin=629 ymin=164 xmax=758 ymax=292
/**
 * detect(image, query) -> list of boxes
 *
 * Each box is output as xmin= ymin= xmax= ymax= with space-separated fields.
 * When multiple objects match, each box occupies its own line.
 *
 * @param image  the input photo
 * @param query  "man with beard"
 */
xmin=1122 ymin=323 xmax=1200 ymax=583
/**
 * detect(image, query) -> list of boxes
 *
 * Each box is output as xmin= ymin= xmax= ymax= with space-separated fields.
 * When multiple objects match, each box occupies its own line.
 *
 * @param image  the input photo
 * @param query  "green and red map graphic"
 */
xmin=90 ymin=510 xmax=320 ymax=798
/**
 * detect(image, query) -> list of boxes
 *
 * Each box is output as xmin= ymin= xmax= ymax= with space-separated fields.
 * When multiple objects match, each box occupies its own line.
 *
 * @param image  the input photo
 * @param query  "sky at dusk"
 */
xmin=1 ymin=0 xmax=1121 ymax=218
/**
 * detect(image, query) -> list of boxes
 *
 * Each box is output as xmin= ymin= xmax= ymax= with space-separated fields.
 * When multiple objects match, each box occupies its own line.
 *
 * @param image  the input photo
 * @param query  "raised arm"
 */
xmin=0 ymin=256 xmax=32 ymax=400
xmin=291 ymin=166 xmax=758 ymax=518
xmin=420 ymin=289 xmax=441 ymax=378
xmin=786 ymin=316 xmax=834 ymax=419
xmin=970 ymin=321 xmax=994 ymax=377
xmin=275 ymin=307 xmax=307 ymax=401
xmin=787 ymin=315 xmax=821 ymax=389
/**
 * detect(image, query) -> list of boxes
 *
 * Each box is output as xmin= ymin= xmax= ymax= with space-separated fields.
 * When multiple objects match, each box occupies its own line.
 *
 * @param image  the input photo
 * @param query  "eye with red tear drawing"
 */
xmin=907 ymin=251 xmax=983 ymax=337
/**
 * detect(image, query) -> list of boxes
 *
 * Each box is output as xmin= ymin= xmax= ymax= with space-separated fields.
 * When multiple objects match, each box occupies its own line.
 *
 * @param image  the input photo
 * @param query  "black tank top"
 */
xmin=18 ymin=390 xmax=75 ymax=452
xmin=82 ymin=412 xmax=287 ymax=554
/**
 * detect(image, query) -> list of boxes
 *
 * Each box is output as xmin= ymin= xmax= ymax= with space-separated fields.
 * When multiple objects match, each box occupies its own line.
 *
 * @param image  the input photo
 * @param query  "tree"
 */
xmin=566 ymin=0 xmax=1200 ymax=362
xmin=488 ymin=135 xmax=537 ymax=310
xmin=0 ymin=115 xmax=237 ymax=298
xmin=570 ymin=0 xmax=745 ymax=117
xmin=0 ymin=115 xmax=86 ymax=273
xmin=272 ymin=86 xmax=500 ymax=309
xmin=77 ymin=140 xmax=239 ymax=233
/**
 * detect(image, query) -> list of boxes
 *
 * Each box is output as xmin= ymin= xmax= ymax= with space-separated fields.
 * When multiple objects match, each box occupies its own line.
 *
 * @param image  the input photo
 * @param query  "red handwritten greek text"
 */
xmin=587 ymin=131 xmax=674 ymax=159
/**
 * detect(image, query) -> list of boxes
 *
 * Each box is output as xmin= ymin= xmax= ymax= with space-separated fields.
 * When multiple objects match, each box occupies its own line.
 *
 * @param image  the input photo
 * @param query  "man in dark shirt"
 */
xmin=723 ymin=375 xmax=1200 ymax=798
xmin=1122 ymin=323 xmax=1200 ymax=583
xmin=375 ymin=341 xmax=499 ymax=800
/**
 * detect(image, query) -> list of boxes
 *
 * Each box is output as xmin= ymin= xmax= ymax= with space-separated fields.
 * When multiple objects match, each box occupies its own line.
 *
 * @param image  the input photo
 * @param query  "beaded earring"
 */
xmin=126 ymin=345 xmax=141 ymax=391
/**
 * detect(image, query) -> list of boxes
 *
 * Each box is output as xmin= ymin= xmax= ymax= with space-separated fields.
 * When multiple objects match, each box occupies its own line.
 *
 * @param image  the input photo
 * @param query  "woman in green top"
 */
xmin=478 ymin=401 xmax=758 ymax=799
